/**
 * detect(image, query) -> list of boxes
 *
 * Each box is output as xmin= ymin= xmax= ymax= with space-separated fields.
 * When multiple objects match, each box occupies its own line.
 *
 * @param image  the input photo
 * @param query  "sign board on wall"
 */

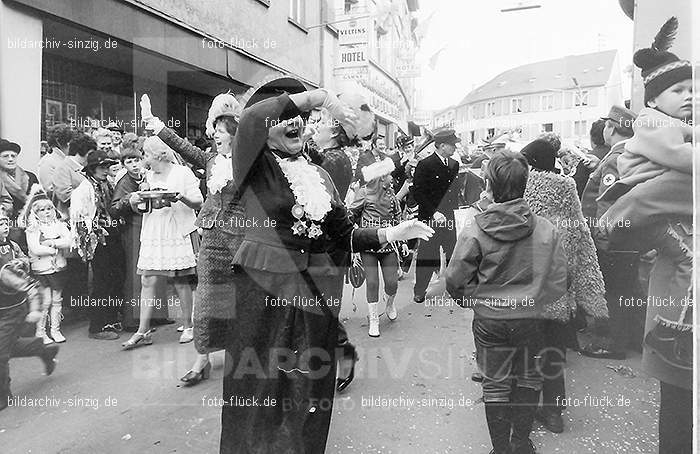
xmin=338 ymin=17 xmax=369 ymax=46
xmin=336 ymin=44 xmax=368 ymax=68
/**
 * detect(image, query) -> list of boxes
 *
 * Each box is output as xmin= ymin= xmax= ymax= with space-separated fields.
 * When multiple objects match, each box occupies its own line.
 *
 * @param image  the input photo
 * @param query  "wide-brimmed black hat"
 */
xmin=242 ymin=76 xmax=308 ymax=109
xmin=0 ymin=138 xmax=21 ymax=154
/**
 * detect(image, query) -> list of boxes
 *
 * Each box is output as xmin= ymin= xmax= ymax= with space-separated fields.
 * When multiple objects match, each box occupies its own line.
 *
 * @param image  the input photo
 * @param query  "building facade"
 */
xmin=441 ymin=50 xmax=623 ymax=147
xmin=331 ymin=0 xmax=419 ymax=146
xmin=0 ymin=0 xmax=332 ymax=170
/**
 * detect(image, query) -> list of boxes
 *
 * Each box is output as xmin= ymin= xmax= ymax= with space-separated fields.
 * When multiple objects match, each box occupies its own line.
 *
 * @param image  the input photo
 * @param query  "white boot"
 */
xmin=367 ymin=302 xmax=380 ymax=337
xmin=35 ymin=308 xmax=53 ymax=345
xmin=50 ymin=304 xmax=66 ymax=343
xmin=384 ymin=293 xmax=397 ymax=321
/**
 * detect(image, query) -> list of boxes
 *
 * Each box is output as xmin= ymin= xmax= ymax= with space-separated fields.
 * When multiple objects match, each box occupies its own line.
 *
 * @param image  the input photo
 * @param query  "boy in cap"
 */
xmin=0 ymin=208 xmax=59 ymax=411
xmin=446 ymin=151 xmax=567 ymax=454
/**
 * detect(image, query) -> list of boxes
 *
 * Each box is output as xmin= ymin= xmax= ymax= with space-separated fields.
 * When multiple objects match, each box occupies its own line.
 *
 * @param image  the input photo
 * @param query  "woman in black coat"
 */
xmin=220 ymin=79 xmax=433 ymax=454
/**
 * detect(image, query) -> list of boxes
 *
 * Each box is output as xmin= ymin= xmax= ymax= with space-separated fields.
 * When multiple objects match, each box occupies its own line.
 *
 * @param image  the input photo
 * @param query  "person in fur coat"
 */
xmin=520 ymin=138 xmax=608 ymax=434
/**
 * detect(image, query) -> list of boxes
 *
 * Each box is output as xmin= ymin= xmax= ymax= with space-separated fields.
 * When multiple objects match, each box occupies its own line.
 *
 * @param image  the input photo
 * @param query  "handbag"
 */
xmin=345 ymin=229 xmax=366 ymax=289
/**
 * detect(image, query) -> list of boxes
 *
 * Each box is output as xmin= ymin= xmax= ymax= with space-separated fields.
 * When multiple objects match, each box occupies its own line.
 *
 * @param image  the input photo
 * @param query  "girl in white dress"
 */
xmin=122 ymin=137 xmax=203 ymax=349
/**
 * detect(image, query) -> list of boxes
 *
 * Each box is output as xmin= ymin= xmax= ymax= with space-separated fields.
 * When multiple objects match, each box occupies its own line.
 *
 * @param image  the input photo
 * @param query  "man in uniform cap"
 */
xmin=412 ymin=128 xmax=461 ymax=303
xmin=580 ymin=104 xmax=641 ymax=361
xmin=581 ymin=105 xmax=637 ymax=222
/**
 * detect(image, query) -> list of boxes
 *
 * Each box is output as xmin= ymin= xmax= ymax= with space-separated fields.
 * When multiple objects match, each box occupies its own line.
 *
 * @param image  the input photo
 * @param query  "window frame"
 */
xmin=573 ymin=89 xmax=589 ymax=107
xmin=288 ymin=0 xmax=307 ymax=31
xmin=510 ymin=97 xmax=523 ymax=114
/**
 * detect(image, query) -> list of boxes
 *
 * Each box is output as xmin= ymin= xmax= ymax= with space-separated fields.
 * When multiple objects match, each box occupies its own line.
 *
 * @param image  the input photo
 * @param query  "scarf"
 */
xmin=85 ymin=173 xmax=113 ymax=228
xmin=0 ymin=166 xmax=29 ymax=203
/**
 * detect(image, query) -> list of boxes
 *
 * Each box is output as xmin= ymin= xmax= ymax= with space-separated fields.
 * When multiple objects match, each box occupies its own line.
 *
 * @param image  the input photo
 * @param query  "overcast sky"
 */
xmin=414 ymin=0 xmax=634 ymax=111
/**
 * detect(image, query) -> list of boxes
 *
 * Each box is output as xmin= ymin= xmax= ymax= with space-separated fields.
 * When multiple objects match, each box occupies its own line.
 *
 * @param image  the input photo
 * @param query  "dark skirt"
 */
xmin=220 ymin=267 xmax=343 ymax=454
xmin=192 ymin=227 xmax=244 ymax=353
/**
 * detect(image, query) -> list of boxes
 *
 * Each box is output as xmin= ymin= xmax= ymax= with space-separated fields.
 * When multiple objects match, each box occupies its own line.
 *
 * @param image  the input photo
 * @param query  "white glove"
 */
xmin=321 ymin=89 xmax=358 ymax=135
xmin=140 ymin=94 xmax=165 ymax=134
xmin=433 ymin=211 xmax=447 ymax=224
xmin=384 ymin=219 xmax=434 ymax=243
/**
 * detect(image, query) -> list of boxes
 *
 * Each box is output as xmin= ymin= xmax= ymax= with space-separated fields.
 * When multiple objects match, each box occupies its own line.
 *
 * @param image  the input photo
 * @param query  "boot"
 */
xmin=35 ymin=307 xmax=53 ymax=345
xmin=384 ymin=293 xmax=397 ymax=321
xmin=50 ymin=304 xmax=66 ymax=343
xmin=485 ymin=402 xmax=512 ymax=454
xmin=367 ymin=302 xmax=380 ymax=337
xmin=510 ymin=387 xmax=539 ymax=454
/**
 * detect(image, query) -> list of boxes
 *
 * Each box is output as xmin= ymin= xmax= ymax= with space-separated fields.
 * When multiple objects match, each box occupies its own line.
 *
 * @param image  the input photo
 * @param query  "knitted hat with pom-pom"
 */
xmin=634 ymin=17 xmax=691 ymax=106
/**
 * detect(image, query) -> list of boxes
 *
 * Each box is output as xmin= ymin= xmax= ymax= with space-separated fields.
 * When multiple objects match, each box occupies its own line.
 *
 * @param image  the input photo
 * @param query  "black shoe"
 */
xmin=580 ymin=346 xmax=626 ymax=360
xmin=413 ymin=294 xmax=425 ymax=304
xmin=41 ymin=344 xmax=59 ymax=376
xmin=535 ymin=408 xmax=564 ymax=434
xmin=89 ymin=331 xmax=120 ymax=340
xmin=511 ymin=438 xmax=537 ymax=454
xmin=471 ymin=372 xmax=484 ymax=383
xmin=102 ymin=323 xmax=122 ymax=333
xmin=336 ymin=343 xmax=358 ymax=393
xmin=180 ymin=361 xmax=211 ymax=387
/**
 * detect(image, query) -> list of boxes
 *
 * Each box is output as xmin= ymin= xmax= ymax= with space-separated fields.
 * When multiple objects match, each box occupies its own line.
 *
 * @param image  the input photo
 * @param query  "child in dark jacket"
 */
xmin=0 ymin=208 xmax=59 ymax=411
xmin=446 ymin=151 xmax=568 ymax=454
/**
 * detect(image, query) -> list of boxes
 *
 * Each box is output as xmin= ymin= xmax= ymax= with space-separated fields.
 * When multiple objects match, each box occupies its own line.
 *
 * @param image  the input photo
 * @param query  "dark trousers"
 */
xmin=414 ymin=225 xmax=456 ymax=297
xmin=659 ymin=382 xmax=692 ymax=454
xmin=596 ymin=250 xmax=645 ymax=352
xmin=88 ymin=233 xmax=125 ymax=333
xmin=63 ymin=257 xmax=89 ymax=317
xmin=0 ymin=305 xmax=46 ymax=401
xmin=474 ymin=318 xmax=544 ymax=454
xmin=540 ymin=320 xmax=567 ymax=414
xmin=473 ymin=318 xmax=544 ymax=401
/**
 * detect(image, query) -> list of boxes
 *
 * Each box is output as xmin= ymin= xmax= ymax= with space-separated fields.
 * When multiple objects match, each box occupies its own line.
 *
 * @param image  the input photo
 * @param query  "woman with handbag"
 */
xmin=220 ymin=77 xmax=433 ymax=454
xmin=350 ymin=136 xmax=403 ymax=337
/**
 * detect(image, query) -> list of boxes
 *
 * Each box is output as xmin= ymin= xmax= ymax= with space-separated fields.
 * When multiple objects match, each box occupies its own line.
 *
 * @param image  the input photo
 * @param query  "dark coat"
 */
xmin=157 ymin=127 xmax=245 ymax=352
xmin=413 ymin=152 xmax=460 ymax=222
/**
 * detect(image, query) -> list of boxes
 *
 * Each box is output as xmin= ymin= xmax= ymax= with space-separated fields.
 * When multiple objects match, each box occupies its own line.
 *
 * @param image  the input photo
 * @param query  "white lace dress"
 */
xmin=137 ymin=165 xmax=200 ymax=275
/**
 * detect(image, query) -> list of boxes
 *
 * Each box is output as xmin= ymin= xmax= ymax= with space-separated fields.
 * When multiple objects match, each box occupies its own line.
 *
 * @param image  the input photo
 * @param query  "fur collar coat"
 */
xmin=524 ymin=170 xmax=608 ymax=321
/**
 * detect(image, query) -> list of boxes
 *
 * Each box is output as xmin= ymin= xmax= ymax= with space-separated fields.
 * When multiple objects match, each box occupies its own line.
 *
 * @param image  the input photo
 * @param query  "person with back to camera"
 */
xmin=446 ymin=150 xmax=568 ymax=454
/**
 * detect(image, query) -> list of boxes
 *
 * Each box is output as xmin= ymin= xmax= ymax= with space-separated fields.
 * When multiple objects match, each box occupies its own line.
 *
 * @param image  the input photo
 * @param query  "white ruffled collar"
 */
xmin=274 ymin=153 xmax=332 ymax=239
xmin=207 ymin=153 xmax=233 ymax=194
